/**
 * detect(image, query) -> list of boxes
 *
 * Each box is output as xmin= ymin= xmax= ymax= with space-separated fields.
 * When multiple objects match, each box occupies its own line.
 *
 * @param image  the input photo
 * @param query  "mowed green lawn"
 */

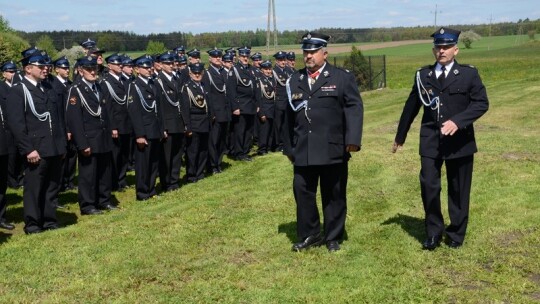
xmin=0 ymin=38 xmax=539 ymax=303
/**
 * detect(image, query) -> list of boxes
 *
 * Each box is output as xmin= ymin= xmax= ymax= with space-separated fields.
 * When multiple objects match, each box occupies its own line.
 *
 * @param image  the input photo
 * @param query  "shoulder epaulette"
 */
xmin=460 ymin=64 xmax=477 ymax=69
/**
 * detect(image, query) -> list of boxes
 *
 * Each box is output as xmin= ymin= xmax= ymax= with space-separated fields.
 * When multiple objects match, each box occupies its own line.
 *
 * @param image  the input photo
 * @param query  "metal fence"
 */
xmin=331 ymin=55 xmax=386 ymax=92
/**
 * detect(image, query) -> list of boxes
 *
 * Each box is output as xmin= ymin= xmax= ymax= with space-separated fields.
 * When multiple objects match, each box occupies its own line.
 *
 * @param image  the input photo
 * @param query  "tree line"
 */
xmin=13 ymin=19 xmax=540 ymax=52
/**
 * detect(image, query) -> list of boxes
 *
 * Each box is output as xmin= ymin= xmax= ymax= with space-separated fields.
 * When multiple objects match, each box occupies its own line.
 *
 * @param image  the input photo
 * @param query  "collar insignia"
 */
xmin=454 ymin=69 xmax=459 ymax=75
xmin=323 ymin=71 xmax=329 ymax=77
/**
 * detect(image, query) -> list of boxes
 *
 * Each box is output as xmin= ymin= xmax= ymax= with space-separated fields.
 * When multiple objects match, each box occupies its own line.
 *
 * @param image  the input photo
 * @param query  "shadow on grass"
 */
xmin=381 ymin=213 xmax=425 ymax=243
xmin=0 ymin=231 xmax=12 ymax=244
xmin=278 ymin=221 xmax=297 ymax=243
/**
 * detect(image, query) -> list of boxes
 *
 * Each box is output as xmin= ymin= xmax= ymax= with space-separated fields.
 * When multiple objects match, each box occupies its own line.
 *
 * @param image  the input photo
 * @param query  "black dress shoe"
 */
xmin=98 ymin=204 xmax=119 ymax=211
xmin=0 ymin=221 xmax=15 ymax=230
xmin=446 ymin=240 xmax=462 ymax=249
xmin=25 ymin=229 xmax=43 ymax=235
xmin=326 ymin=240 xmax=341 ymax=252
xmin=422 ymin=235 xmax=442 ymax=250
xmin=43 ymin=224 xmax=61 ymax=231
xmin=81 ymin=208 xmax=104 ymax=215
xmin=292 ymin=234 xmax=324 ymax=251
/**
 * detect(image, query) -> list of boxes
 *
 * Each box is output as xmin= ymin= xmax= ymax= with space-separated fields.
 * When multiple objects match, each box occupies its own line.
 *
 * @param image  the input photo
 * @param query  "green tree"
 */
xmin=461 ymin=30 xmax=482 ymax=49
xmin=145 ymin=40 xmax=167 ymax=54
xmin=0 ymin=33 xmax=30 ymax=64
xmin=36 ymin=35 xmax=58 ymax=59
xmin=343 ymin=46 xmax=369 ymax=89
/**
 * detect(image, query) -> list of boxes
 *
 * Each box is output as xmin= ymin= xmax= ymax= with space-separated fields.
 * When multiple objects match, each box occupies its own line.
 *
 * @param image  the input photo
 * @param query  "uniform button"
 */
xmin=309 ymin=130 xmax=312 ymax=133
xmin=440 ymin=103 xmax=443 ymax=106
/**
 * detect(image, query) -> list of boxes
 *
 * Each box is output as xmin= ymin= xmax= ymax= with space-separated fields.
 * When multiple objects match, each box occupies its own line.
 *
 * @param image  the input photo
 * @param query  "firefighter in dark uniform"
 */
xmin=204 ymin=48 xmax=230 ymax=174
xmin=6 ymin=52 xmax=67 ymax=233
xmin=181 ymin=63 xmax=212 ymax=183
xmin=127 ymin=55 xmax=165 ymax=201
xmin=273 ymin=51 xmax=292 ymax=152
xmin=226 ymin=46 xmax=258 ymax=161
xmin=5 ymin=57 xmax=28 ymax=189
xmin=393 ymin=27 xmax=489 ymax=250
xmin=66 ymin=56 xmax=116 ymax=215
xmin=101 ymin=53 xmax=132 ymax=192
xmin=0 ymin=61 xmax=17 ymax=230
xmin=283 ymin=32 xmax=364 ymax=252
xmin=156 ymin=51 xmax=189 ymax=191
xmin=286 ymin=51 xmax=297 ymax=72
xmin=256 ymin=60 xmax=276 ymax=155
xmin=50 ymin=56 xmax=76 ymax=204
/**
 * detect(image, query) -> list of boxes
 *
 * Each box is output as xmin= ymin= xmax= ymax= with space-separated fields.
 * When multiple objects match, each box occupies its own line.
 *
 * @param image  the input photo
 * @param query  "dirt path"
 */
xmin=276 ymin=39 xmax=431 ymax=54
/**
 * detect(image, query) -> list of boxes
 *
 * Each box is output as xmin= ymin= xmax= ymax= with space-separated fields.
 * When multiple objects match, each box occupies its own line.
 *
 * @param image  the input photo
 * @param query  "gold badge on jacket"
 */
xmin=69 ymin=96 xmax=77 ymax=105
xmin=291 ymin=93 xmax=303 ymax=100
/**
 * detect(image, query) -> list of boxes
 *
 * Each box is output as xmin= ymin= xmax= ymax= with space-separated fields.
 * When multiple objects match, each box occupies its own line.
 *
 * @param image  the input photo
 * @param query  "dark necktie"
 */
xmin=438 ymin=66 xmax=446 ymax=86
xmin=91 ymin=84 xmax=98 ymax=94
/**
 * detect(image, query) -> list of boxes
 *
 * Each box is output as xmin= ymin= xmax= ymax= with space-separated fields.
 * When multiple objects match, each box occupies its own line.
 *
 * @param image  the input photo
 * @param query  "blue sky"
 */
xmin=1 ymin=0 xmax=538 ymax=35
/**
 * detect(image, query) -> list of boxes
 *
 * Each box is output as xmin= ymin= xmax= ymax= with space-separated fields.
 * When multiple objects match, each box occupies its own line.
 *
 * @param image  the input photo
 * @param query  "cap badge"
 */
xmin=87 ymin=56 xmax=93 ymax=61
xmin=440 ymin=28 xmax=445 ymax=34
xmin=306 ymin=33 xmax=312 ymax=40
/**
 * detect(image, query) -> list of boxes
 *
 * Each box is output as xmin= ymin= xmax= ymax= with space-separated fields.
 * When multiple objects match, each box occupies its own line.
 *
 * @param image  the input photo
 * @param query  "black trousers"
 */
xmin=186 ymin=132 xmax=209 ymax=182
xmin=208 ymin=121 xmax=229 ymax=170
xmin=258 ymin=117 xmax=274 ymax=153
xmin=232 ymin=114 xmax=254 ymax=159
xmin=7 ymin=151 xmax=24 ymax=188
xmin=135 ymin=139 xmax=160 ymax=200
xmin=0 ymin=154 xmax=8 ymax=222
xmin=293 ymin=163 xmax=348 ymax=242
xmin=111 ymin=134 xmax=132 ymax=190
xmin=78 ymin=152 xmax=112 ymax=212
xmin=61 ymin=141 xmax=77 ymax=190
xmin=159 ymin=132 xmax=184 ymax=191
xmin=273 ymin=108 xmax=285 ymax=150
xmin=23 ymin=155 xmax=62 ymax=233
xmin=420 ymin=155 xmax=474 ymax=244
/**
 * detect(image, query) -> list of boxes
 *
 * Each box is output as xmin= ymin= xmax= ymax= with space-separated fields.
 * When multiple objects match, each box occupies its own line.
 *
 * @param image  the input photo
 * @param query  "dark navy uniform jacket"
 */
xmin=226 ymin=63 xmax=257 ymax=115
xmin=181 ymin=79 xmax=212 ymax=133
xmin=0 ymin=82 xmax=10 ymax=156
xmin=203 ymin=66 xmax=231 ymax=123
xmin=127 ymin=77 xmax=164 ymax=140
xmin=101 ymin=73 xmax=132 ymax=135
xmin=6 ymin=78 xmax=66 ymax=157
xmin=283 ymin=63 xmax=364 ymax=166
xmin=395 ymin=61 xmax=489 ymax=159
xmin=66 ymin=80 xmax=112 ymax=153
xmin=156 ymin=71 xmax=189 ymax=134
xmin=257 ymin=74 xmax=276 ymax=119
xmin=273 ymin=65 xmax=290 ymax=111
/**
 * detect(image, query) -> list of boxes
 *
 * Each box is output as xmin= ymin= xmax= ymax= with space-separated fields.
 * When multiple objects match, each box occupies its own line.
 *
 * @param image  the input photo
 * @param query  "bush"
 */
xmin=461 ymin=30 xmax=481 ymax=49
xmin=0 ymin=32 xmax=30 ymax=64
xmin=342 ymin=46 xmax=369 ymax=88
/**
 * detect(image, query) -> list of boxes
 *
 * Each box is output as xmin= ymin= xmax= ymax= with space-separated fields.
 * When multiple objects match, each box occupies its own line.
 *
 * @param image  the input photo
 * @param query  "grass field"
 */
xmin=0 ymin=36 xmax=539 ymax=303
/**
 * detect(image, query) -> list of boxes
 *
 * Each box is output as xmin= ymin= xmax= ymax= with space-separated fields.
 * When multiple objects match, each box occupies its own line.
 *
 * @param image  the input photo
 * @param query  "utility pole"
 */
xmin=266 ymin=0 xmax=278 ymax=57
xmin=431 ymin=4 xmax=442 ymax=28
xmin=488 ymin=14 xmax=493 ymax=37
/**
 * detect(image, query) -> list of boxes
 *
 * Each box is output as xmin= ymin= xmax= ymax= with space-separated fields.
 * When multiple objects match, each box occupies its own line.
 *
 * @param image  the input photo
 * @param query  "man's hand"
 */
xmin=67 ymin=132 xmax=72 ymax=141
xmin=136 ymin=137 xmax=148 ymax=151
xmin=260 ymin=115 xmax=267 ymax=123
xmin=392 ymin=141 xmax=402 ymax=153
xmin=112 ymin=129 xmax=119 ymax=139
xmin=232 ymin=109 xmax=240 ymax=116
xmin=346 ymin=145 xmax=360 ymax=152
xmin=27 ymin=150 xmax=41 ymax=164
xmin=81 ymin=147 xmax=91 ymax=157
xmin=441 ymin=120 xmax=458 ymax=136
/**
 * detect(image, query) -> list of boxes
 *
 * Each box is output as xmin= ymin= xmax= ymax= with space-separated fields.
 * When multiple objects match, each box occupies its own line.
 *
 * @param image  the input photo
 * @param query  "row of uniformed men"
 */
xmin=0 ymin=39 xmax=297 ymax=234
